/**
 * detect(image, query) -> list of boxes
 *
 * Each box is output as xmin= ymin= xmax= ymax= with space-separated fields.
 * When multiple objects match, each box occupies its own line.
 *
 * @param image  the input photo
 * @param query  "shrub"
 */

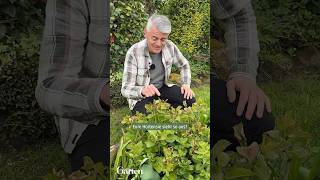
xmin=252 ymin=0 xmax=320 ymax=65
xmin=0 ymin=30 xmax=56 ymax=148
xmin=158 ymin=0 xmax=210 ymax=56
xmin=111 ymin=72 xmax=127 ymax=108
xmin=112 ymin=100 xmax=210 ymax=179
xmin=110 ymin=0 xmax=148 ymax=72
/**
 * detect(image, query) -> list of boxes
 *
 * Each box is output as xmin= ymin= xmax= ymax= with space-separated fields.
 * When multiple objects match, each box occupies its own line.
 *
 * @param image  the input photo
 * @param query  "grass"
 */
xmin=0 ymin=139 xmax=69 ymax=180
xmin=260 ymin=76 xmax=320 ymax=145
xmin=110 ymin=107 xmax=130 ymax=145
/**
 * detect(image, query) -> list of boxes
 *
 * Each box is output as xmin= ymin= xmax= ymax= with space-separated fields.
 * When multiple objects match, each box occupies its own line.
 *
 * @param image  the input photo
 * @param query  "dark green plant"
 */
xmin=0 ymin=28 xmax=57 ymax=148
xmin=252 ymin=0 xmax=320 ymax=65
xmin=158 ymin=0 xmax=210 ymax=56
xmin=111 ymin=72 xmax=127 ymax=107
xmin=110 ymin=0 xmax=148 ymax=72
xmin=112 ymin=100 xmax=210 ymax=180
xmin=0 ymin=0 xmax=45 ymax=40
xmin=44 ymin=156 xmax=109 ymax=180
xmin=212 ymin=113 xmax=320 ymax=179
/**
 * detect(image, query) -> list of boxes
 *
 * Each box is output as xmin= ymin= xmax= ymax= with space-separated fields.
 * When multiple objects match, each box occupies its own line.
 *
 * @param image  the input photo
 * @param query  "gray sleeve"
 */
xmin=214 ymin=0 xmax=260 ymax=81
xmin=35 ymin=0 xmax=109 ymax=122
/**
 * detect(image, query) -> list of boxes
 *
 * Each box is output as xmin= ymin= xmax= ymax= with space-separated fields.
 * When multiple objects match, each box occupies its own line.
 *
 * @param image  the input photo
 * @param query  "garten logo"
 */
xmin=116 ymin=166 xmax=143 ymax=175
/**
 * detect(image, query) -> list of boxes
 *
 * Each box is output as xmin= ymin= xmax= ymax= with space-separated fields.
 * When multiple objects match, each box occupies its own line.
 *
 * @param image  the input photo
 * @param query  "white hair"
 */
xmin=146 ymin=14 xmax=171 ymax=34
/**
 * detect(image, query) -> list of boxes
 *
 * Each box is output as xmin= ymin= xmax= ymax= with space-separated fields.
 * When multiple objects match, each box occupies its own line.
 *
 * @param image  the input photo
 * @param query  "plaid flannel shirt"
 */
xmin=121 ymin=39 xmax=191 ymax=110
xmin=35 ymin=0 xmax=109 ymax=153
xmin=214 ymin=0 xmax=260 ymax=81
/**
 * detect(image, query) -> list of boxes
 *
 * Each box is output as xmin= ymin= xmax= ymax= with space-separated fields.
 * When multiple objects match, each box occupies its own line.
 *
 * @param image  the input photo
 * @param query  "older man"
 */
xmin=121 ymin=14 xmax=195 ymax=114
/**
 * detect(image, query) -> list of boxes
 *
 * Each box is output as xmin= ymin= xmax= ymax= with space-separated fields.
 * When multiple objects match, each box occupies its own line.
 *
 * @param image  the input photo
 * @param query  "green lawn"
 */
xmin=260 ymin=76 xmax=320 ymax=145
xmin=0 ymin=139 xmax=69 ymax=180
xmin=1 ymin=78 xmax=319 ymax=179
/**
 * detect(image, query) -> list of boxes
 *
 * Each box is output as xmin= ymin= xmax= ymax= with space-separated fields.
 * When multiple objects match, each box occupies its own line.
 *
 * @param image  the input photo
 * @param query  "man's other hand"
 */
xmin=181 ymin=85 xmax=194 ymax=100
xmin=226 ymin=77 xmax=271 ymax=120
xmin=142 ymin=84 xmax=161 ymax=97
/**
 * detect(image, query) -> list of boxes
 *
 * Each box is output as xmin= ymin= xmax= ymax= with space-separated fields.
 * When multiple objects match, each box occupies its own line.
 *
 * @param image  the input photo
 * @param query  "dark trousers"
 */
xmin=211 ymin=78 xmax=275 ymax=150
xmin=132 ymin=85 xmax=196 ymax=115
xmin=68 ymin=119 xmax=108 ymax=172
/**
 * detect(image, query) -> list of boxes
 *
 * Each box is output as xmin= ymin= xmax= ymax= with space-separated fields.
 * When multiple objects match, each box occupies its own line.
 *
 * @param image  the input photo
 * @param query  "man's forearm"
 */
xmin=214 ymin=0 xmax=260 ymax=81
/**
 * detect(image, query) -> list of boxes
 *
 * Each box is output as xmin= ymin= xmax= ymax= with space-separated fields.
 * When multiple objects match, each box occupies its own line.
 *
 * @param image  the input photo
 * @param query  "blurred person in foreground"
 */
xmin=35 ymin=0 xmax=110 ymax=172
xmin=212 ymin=0 xmax=275 ymax=150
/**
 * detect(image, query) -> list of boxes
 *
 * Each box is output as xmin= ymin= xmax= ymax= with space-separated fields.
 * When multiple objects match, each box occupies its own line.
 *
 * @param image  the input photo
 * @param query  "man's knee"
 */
xmin=186 ymin=96 xmax=196 ymax=107
xmin=243 ymin=112 xmax=275 ymax=144
xmin=131 ymin=97 xmax=155 ymax=115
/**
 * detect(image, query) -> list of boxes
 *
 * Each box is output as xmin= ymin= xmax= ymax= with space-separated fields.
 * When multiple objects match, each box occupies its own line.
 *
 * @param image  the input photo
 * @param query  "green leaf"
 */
xmin=307 ymin=152 xmax=320 ymax=180
xmin=288 ymin=157 xmax=303 ymax=180
xmin=233 ymin=123 xmax=247 ymax=146
xmin=213 ymin=140 xmax=231 ymax=158
xmin=225 ymin=168 xmax=255 ymax=179
xmin=236 ymin=142 xmax=259 ymax=162
xmin=253 ymin=155 xmax=271 ymax=180
xmin=145 ymin=140 xmax=155 ymax=148
xmin=217 ymin=152 xmax=230 ymax=168
xmin=140 ymin=158 xmax=149 ymax=167
xmin=140 ymin=164 xmax=160 ymax=180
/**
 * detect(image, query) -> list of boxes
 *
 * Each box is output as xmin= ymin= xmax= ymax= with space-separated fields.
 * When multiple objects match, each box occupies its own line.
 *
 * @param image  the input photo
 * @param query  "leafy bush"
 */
xmin=212 ymin=114 xmax=320 ymax=179
xmin=112 ymin=100 xmax=210 ymax=179
xmin=111 ymin=72 xmax=127 ymax=107
xmin=0 ymin=1 xmax=54 ymax=148
xmin=158 ymin=0 xmax=210 ymax=56
xmin=44 ymin=156 xmax=109 ymax=180
xmin=0 ymin=0 xmax=44 ymax=40
xmin=0 ymin=26 xmax=57 ymax=148
xmin=110 ymin=0 xmax=148 ymax=72
xmin=252 ymin=0 xmax=320 ymax=66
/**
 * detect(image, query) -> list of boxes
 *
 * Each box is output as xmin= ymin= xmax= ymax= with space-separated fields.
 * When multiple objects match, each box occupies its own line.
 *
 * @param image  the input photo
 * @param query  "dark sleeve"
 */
xmin=35 ymin=0 xmax=109 ymax=122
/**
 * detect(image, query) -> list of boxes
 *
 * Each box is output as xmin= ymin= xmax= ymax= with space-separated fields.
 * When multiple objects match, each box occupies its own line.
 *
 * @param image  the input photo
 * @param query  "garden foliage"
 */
xmin=112 ymin=100 xmax=210 ymax=180
xmin=252 ymin=0 xmax=320 ymax=69
xmin=212 ymin=114 xmax=320 ymax=180
xmin=0 ymin=0 xmax=55 ymax=148
xmin=110 ymin=0 xmax=148 ymax=71
xmin=158 ymin=0 xmax=209 ymax=56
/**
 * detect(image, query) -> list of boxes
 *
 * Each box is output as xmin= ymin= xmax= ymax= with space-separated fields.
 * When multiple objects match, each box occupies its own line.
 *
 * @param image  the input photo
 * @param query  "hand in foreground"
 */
xmin=142 ymin=84 xmax=161 ymax=97
xmin=226 ymin=76 xmax=271 ymax=120
xmin=181 ymin=85 xmax=194 ymax=100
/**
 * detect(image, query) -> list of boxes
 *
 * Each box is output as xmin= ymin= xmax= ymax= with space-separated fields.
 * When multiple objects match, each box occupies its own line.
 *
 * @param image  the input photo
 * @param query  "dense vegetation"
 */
xmin=0 ymin=1 xmax=319 ymax=179
xmin=0 ymin=0 xmax=53 ymax=148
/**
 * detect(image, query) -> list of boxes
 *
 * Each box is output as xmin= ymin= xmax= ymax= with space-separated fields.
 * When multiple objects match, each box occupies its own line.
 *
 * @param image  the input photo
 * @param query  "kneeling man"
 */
xmin=121 ymin=14 xmax=195 ymax=115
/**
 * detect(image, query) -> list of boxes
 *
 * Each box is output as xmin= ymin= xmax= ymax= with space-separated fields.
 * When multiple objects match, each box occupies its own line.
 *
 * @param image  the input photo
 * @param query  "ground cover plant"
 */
xmin=212 ymin=114 xmax=320 ymax=180
xmin=111 ymin=99 xmax=210 ymax=180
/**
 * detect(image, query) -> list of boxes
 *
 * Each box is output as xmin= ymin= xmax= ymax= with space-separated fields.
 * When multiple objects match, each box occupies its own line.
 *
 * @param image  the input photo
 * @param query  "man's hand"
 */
xmin=226 ymin=77 xmax=271 ymax=120
xmin=181 ymin=85 xmax=194 ymax=100
xmin=142 ymin=84 xmax=161 ymax=97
